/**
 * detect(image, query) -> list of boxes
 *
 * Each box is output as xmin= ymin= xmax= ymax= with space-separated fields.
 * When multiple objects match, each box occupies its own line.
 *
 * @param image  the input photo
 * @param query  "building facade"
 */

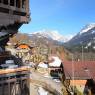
xmin=0 ymin=0 xmax=30 ymax=47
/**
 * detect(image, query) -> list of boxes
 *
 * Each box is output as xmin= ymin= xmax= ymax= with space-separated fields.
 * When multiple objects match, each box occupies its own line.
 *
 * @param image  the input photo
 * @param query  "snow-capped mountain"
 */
xmin=79 ymin=23 xmax=95 ymax=35
xmin=65 ymin=23 xmax=95 ymax=51
xmin=29 ymin=29 xmax=72 ymax=43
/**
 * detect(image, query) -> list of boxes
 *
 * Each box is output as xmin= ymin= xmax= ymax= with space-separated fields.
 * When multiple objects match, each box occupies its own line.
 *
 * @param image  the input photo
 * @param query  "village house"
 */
xmin=48 ymin=56 xmax=63 ymax=78
xmin=15 ymin=43 xmax=36 ymax=63
xmin=62 ymin=61 xmax=95 ymax=94
xmin=16 ymin=43 xmax=35 ymax=55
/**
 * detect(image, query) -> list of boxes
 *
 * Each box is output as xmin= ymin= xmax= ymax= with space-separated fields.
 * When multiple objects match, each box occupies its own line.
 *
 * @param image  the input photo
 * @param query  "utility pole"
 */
xmin=72 ymin=54 xmax=75 ymax=94
xmin=82 ymin=45 xmax=84 ymax=62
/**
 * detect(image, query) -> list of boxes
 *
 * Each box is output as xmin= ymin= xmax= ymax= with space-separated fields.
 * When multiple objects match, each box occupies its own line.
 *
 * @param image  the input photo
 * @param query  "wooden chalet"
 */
xmin=48 ymin=56 xmax=63 ymax=78
xmin=0 ymin=0 xmax=30 ymax=47
xmin=0 ymin=0 xmax=30 ymax=95
xmin=62 ymin=61 xmax=95 ymax=94
xmin=15 ymin=43 xmax=36 ymax=58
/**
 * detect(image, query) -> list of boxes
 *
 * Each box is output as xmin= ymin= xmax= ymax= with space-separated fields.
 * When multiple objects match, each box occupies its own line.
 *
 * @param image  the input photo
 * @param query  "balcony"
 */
xmin=0 ymin=0 xmax=28 ymax=16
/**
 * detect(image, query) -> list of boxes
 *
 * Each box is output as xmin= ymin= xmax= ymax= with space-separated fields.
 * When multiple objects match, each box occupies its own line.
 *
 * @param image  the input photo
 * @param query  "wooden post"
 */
xmin=1 ymin=0 xmax=3 ymax=3
xmin=14 ymin=81 xmax=16 ymax=95
xmin=2 ymin=83 xmax=4 ymax=95
xmin=20 ymin=0 xmax=22 ymax=8
xmin=20 ymin=79 xmax=22 ymax=92
xmin=14 ymin=0 xmax=16 ymax=7
xmin=26 ymin=0 xmax=29 ymax=14
xmin=8 ymin=0 xmax=10 ymax=5
xmin=8 ymin=81 xmax=11 ymax=95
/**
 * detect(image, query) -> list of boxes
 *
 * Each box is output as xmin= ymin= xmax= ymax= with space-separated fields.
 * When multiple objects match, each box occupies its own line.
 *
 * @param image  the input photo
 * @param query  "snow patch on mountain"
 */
xmin=30 ymin=29 xmax=73 ymax=42
xmin=80 ymin=23 xmax=95 ymax=35
xmin=87 ymin=42 xmax=92 ymax=47
xmin=64 ymin=35 xmax=74 ymax=42
xmin=32 ymin=29 xmax=64 ymax=41
xmin=93 ymin=46 xmax=95 ymax=49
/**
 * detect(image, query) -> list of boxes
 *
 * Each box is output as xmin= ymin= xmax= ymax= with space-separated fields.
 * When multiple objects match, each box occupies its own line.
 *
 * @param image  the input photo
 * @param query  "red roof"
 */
xmin=18 ymin=44 xmax=29 ymax=49
xmin=63 ymin=61 xmax=95 ymax=80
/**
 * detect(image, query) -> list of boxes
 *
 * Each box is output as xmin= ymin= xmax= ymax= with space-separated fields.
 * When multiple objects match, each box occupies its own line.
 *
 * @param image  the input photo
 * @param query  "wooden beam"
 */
xmin=0 ymin=66 xmax=29 ymax=75
xmin=8 ymin=82 xmax=10 ymax=95
xmin=0 ymin=77 xmax=28 ymax=84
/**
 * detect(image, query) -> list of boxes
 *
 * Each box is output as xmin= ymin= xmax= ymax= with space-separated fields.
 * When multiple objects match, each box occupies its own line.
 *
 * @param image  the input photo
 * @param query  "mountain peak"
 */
xmin=80 ymin=23 xmax=95 ymax=35
xmin=30 ymin=29 xmax=72 ymax=42
xmin=33 ymin=29 xmax=62 ymax=40
xmin=65 ymin=23 xmax=95 ymax=48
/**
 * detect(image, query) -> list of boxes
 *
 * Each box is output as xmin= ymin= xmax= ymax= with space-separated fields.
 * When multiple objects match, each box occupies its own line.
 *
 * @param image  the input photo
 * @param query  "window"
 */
xmin=22 ymin=0 xmax=26 ymax=9
xmin=3 ymin=0 xmax=8 ymax=5
xmin=16 ymin=0 xmax=20 ymax=8
xmin=10 ymin=0 xmax=14 ymax=6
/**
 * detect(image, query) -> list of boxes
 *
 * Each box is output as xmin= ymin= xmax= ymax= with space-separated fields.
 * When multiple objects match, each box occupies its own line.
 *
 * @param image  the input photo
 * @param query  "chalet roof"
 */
xmin=18 ymin=44 xmax=29 ymax=49
xmin=63 ymin=61 xmax=95 ymax=80
xmin=15 ymin=43 xmax=35 ymax=49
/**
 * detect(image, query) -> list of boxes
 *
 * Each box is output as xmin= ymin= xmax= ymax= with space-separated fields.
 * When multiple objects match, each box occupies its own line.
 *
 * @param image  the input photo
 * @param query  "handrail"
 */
xmin=0 ymin=66 xmax=30 ymax=75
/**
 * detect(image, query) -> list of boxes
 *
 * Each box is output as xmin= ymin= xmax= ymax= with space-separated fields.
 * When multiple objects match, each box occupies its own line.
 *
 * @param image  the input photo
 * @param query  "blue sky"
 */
xmin=20 ymin=0 xmax=95 ymax=36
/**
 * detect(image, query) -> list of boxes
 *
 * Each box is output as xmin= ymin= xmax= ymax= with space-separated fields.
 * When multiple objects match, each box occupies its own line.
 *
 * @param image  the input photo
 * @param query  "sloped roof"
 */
xmin=16 ymin=43 xmax=35 ymax=49
xmin=63 ymin=61 xmax=95 ymax=80
xmin=18 ymin=44 xmax=29 ymax=49
xmin=49 ymin=56 xmax=62 ymax=67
